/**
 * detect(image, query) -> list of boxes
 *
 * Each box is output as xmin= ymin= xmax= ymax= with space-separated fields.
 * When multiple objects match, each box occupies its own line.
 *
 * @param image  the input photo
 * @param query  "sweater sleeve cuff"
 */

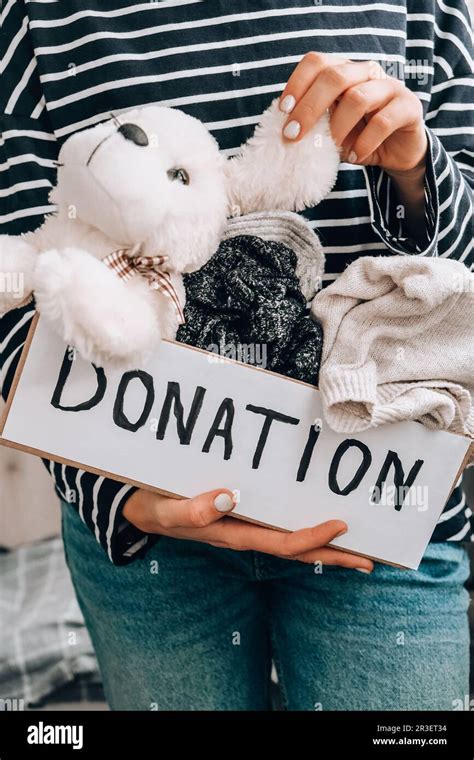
xmin=364 ymin=127 xmax=439 ymax=257
xmin=92 ymin=480 xmax=159 ymax=566
xmin=318 ymin=364 xmax=378 ymax=433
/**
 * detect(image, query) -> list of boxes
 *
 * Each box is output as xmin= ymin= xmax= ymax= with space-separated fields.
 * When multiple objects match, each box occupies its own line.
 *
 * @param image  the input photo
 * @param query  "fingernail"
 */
xmin=355 ymin=567 xmax=372 ymax=574
xmin=214 ymin=493 xmax=235 ymax=512
xmin=336 ymin=528 xmax=347 ymax=537
xmin=283 ymin=120 xmax=301 ymax=139
xmin=348 ymin=150 xmax=358 ymax=163
xmin=280 ymin=94 xmax=296 ymax=114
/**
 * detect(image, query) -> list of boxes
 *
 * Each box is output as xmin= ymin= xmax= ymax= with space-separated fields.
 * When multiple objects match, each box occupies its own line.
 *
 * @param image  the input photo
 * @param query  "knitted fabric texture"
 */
xmin=222 ymin=210 xmax=325 ymax=302
xmin=177 ymin=234 xmax=323 ymax=384
xmin=311 ymin=255 xmax=474 ymax=436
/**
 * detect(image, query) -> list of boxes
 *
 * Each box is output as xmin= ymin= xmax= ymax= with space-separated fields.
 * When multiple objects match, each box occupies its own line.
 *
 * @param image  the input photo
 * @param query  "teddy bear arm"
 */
xmin=34 ymin=247 xmax=162 ymax=367
xmin=0 ymin=236 xmax=37 ymax=314
xmin=225 ymin=99 xmax=340 ymax=216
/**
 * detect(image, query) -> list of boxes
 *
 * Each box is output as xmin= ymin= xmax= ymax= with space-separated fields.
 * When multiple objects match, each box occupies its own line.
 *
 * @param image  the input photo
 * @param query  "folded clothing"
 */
xmin=222 ymin=209 xmax=325 ymax=302
xmin=311 ymin=255 xmax=474 ymax=436
xmin=177 ymin=233 xmax=323 ymax=384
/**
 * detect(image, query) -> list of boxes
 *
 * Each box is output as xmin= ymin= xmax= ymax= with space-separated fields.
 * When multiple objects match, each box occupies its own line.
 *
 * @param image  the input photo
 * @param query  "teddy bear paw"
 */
xmin=34 ymin=249 xmax=76 ymax=321
xmin=0 ymin=236 xmax=36 ymax=313
xmin=68 ymin=312 xmax=161 ymax=369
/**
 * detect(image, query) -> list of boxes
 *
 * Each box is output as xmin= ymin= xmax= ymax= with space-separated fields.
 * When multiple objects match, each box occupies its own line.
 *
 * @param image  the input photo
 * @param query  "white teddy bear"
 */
xmin=0 ymin=99 xmax=339 ymax=367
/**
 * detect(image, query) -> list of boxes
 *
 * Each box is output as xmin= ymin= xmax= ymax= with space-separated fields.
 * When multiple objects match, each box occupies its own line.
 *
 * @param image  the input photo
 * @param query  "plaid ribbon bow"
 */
xmin=102 ymin=248 xmax=185 ymax=325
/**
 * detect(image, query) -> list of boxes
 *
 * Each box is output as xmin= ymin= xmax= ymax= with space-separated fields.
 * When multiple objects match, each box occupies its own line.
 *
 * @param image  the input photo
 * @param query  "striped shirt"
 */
xmin=1 ymin=0 xmax=473 ymax=564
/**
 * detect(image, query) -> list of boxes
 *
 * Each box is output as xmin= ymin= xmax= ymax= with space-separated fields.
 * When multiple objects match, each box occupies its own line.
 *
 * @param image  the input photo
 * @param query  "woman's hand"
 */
xmin=280 ymin=52 xmax=428 ymax=239
xmin=123 ymin=488 xmax=374 ymax=572
xmin=280 ymin=52 xmax=427 ymax=173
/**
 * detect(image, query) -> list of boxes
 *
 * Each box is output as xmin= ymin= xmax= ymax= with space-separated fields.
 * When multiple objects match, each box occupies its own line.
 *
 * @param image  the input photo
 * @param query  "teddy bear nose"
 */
xmin=117 ymin=122 xmax=149 ymax=147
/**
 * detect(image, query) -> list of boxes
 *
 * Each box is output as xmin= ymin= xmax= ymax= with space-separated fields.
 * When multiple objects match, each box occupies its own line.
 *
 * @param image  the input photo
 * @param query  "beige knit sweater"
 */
xmin=311 ymin=256 xmax=474 ymax=437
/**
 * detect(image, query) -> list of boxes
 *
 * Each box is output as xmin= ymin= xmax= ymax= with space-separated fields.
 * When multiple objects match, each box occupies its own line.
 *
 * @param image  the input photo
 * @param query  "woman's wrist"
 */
xmin=384 ymin=151 xmax=426 ymax=180
xmin=123 ymin=489 xmax=158 ymax=533
xmin=383 ymin=156 xmax=427 ymax=242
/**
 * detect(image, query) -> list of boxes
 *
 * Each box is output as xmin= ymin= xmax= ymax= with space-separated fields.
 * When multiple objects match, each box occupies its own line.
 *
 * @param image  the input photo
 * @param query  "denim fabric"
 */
xmin=61 ymin=501 xmax=470 ymax=711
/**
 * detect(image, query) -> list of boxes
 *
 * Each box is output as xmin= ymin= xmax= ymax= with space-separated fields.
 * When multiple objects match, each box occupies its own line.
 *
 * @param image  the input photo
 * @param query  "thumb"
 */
xmin=156 ymin=488 xmax=237 ymax=529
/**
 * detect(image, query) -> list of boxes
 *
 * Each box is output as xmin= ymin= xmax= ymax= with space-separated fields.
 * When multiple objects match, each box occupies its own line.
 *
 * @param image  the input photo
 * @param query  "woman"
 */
xmin=1 ymin=0 xmax=472 ymax=710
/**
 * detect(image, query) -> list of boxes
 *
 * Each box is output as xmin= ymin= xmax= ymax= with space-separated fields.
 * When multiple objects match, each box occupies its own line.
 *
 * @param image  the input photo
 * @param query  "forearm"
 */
xmin=385 ymin=159 xmax=427 ymax=244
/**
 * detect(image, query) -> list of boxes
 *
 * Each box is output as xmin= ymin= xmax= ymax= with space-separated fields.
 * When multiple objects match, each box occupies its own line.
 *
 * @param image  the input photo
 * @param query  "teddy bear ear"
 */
xmin=225 ymin=98 xmax=340 ymax=217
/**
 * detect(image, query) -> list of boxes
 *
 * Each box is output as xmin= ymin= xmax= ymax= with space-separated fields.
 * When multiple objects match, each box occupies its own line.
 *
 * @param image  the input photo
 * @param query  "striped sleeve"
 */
xmin=0 ymin=1 xmax=54 ymax=386
xmin=46 ymin=461 xmax=156 ymax=566
xmin=366 ymin=0 xmax=473 ymax=265
xmin=0 ymin=0 xmax=150 ymax=565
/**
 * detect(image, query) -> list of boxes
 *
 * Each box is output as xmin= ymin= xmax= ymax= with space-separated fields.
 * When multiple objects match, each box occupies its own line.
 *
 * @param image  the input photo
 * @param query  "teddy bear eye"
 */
xmin=167 ymin=167 xmax=190 ymax=185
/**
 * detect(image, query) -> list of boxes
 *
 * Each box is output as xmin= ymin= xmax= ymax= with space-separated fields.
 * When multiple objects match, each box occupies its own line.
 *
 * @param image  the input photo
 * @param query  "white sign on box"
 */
xmin=1 ymin=317 xmax=470 ymax=569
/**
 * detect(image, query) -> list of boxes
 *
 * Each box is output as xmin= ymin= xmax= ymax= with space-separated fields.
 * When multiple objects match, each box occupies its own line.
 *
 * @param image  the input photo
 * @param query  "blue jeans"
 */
xmin=61 ymin=501 xmax=470 ymax=711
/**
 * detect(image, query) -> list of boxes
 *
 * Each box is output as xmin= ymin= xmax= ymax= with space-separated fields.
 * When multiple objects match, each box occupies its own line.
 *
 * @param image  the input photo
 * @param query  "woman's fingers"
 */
xmin=279 ymin=51 xmax=347 ymax=113
xmin=176 ymin=517 xmax=372 ymax=571
xmin=233 ymin=520 xmax=373 ymax=571
xmin=279 ymin=52 xmax=427 ymax=172
xmin=169 ymin=516 xmax=346 ymax=555
xmin=350 ymin=92 xmax=425 ymax=165
xmin=235 ymin=519 xmax=348 ymax=556
xmin=123 ymin=488 xmax=237 ymax=533
xmin=329 ymin=78 xmax=403 ymax=148
xmin=281 ymin=58 xmax=388 ymax=141
xmin=125 ymin=489 xmax=373 ymax=572
xmin=340 ymin=121 xmax=366 ymax=162
xmin=293 ymin=546 xmax=374 ymax=572
xmin=154 ymin=488 xmax=237 ymax=529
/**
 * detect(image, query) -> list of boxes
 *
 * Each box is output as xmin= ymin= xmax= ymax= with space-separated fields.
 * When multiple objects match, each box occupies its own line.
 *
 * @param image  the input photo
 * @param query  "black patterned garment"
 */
xmin=0 ymin=0 xmax=472 ymax=564
xmin=177 ymin=234 xmax=324 ymax=383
